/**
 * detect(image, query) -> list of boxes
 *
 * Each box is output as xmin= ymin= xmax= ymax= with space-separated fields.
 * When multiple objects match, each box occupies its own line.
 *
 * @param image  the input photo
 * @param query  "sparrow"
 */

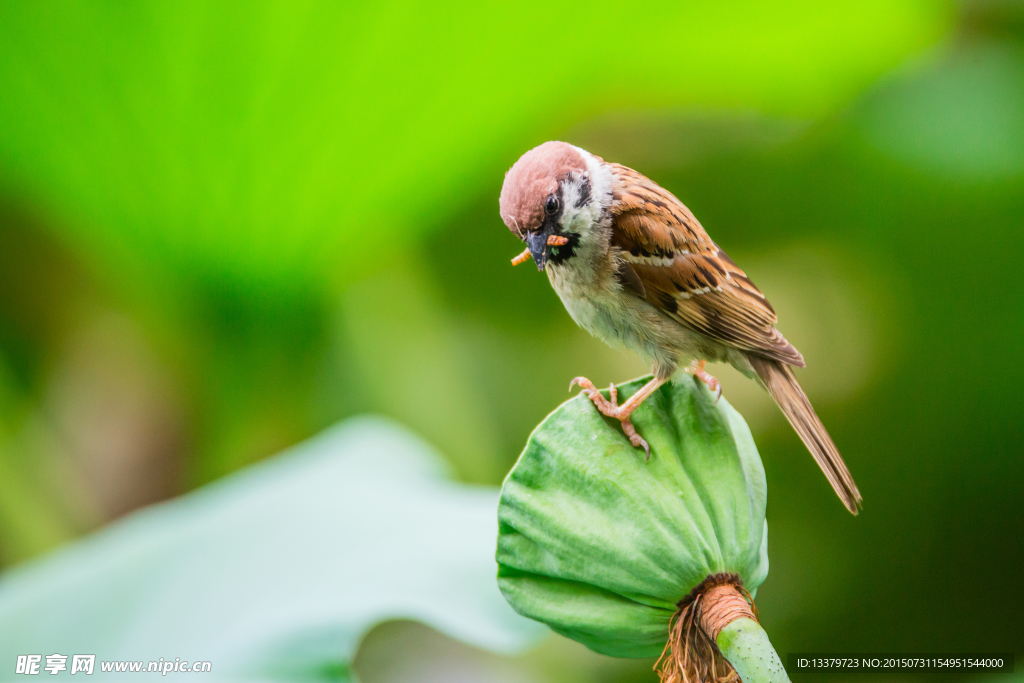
xmin=499 ymin=141 xmax=862 ymax=514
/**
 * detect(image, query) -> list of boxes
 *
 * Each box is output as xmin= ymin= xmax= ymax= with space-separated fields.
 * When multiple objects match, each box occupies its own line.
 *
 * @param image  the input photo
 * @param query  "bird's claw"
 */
xmin=570 ymin=376 xmax=649 ymax=459
xmin=569 ymin=376 xmax=615 ymax=414
xmin=568 ymin=376 xmax=594 ymax=393
xmin=621 ymin=418 xmax=650 ymax=460
xmin=686 ymin=361 xmax=722 ymax=404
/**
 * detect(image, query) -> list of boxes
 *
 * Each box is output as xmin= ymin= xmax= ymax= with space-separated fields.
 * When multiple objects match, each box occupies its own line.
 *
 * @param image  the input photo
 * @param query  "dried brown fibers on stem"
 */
xmin=654 ymin=573 xmax=759 ymax=683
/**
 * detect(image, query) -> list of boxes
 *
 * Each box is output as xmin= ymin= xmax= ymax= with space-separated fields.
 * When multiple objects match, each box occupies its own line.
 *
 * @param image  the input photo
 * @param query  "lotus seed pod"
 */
xmin=496 ymin=375 xmax=788 ymax=683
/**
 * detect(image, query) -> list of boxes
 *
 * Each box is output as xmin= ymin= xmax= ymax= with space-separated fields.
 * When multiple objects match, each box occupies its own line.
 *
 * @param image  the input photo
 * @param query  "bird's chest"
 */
xmin=547 ymin=261 xmax=664 ymax=355
xmin=545 ymin=255 xmax=712 ymax=373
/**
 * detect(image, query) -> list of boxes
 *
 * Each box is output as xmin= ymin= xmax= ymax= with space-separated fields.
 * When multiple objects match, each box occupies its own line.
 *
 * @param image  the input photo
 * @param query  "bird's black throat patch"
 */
xmin=547 ymin=231 xmax=580 ymax=265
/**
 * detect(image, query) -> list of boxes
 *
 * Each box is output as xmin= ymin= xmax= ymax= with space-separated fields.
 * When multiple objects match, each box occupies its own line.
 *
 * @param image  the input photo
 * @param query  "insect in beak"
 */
xmin=511 ymin=249 xmax=532 ymax=266
xmin=511 ymin=235 xmax=568 ymax=267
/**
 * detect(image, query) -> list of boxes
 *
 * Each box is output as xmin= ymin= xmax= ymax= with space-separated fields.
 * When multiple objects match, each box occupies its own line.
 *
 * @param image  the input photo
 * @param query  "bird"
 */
xmin=499 ymin=141 xmax=862 ymax=514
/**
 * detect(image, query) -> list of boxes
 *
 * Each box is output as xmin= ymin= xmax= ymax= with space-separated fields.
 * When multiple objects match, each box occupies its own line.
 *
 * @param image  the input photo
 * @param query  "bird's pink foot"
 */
xmin=685 ymin=360 xmax=722 ymax=403
xmin=569 ymin=375 xmax=669 ymax=459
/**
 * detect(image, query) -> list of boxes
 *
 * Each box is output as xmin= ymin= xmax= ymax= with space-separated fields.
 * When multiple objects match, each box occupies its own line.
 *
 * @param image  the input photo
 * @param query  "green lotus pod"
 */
xmin=496 ymin=375 xmax=788 ymax=683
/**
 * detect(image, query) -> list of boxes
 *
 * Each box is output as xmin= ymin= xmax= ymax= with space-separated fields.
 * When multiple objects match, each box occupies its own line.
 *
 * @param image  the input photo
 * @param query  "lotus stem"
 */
xmin=717 ymin=617 xmax=789 ymax=683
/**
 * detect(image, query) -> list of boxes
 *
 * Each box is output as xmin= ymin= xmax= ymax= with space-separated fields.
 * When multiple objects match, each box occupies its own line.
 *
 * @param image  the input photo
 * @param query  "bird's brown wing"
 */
xmin=607 ymin=163 xmax=804 ymax=367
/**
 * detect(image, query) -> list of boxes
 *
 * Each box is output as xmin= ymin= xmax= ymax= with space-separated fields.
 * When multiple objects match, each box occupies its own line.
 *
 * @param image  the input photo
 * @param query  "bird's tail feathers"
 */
xmin=748 ymin=356 xmax=862 ymax=514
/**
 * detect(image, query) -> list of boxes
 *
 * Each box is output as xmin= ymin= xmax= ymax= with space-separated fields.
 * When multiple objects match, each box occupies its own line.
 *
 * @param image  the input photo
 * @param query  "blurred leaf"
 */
xmin=0 ymin=359 xmax=81 ymax=563
xmin=0 ymin=0 xmax=949 ymax=291
xmin=0 ymin=416 xmax=544 ymax=681
xmin=857 ymin=39 xmax=1024 ymax=179
xmin=497 ymin=376 xmax=768 ymax=659
xmin=341 ymin=262 xmax=505 ymax=484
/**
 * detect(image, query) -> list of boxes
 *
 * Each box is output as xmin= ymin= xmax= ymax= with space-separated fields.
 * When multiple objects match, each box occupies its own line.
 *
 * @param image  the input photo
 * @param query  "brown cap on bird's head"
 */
xmin=499 ymin=141 xmax=587 ymax=237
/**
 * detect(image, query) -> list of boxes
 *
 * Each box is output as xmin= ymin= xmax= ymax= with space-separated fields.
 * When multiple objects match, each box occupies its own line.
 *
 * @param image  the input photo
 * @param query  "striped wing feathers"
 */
xmin=608 ymin=165 xmax=804 ymax=367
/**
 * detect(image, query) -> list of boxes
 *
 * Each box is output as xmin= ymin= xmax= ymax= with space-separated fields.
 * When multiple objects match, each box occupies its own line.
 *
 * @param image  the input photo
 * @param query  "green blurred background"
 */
xmin=0 ymin=0 xmax=1021 ymax=680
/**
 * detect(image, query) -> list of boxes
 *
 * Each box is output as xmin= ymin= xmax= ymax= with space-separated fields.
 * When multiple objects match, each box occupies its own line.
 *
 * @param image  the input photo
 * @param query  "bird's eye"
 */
xmin=545 ymin=195 xmax=560 ymax=216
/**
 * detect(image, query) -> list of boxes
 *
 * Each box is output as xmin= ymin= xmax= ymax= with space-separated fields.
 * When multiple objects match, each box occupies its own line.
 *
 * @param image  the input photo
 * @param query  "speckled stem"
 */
xmin=716 ymin=617 xmax=790 ymax=683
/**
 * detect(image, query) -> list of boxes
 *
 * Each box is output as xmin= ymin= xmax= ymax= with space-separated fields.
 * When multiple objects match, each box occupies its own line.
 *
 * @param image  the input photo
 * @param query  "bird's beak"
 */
xmin=511 ymin=233 xmax=569 ymax=270
xmin=526 ymin=231 xmax=549 ymax=270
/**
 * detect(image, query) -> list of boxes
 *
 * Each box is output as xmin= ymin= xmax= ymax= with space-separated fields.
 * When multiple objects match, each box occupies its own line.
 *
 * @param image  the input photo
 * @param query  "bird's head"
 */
xmin=499 ymin=141 xmax=609 ymax=270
